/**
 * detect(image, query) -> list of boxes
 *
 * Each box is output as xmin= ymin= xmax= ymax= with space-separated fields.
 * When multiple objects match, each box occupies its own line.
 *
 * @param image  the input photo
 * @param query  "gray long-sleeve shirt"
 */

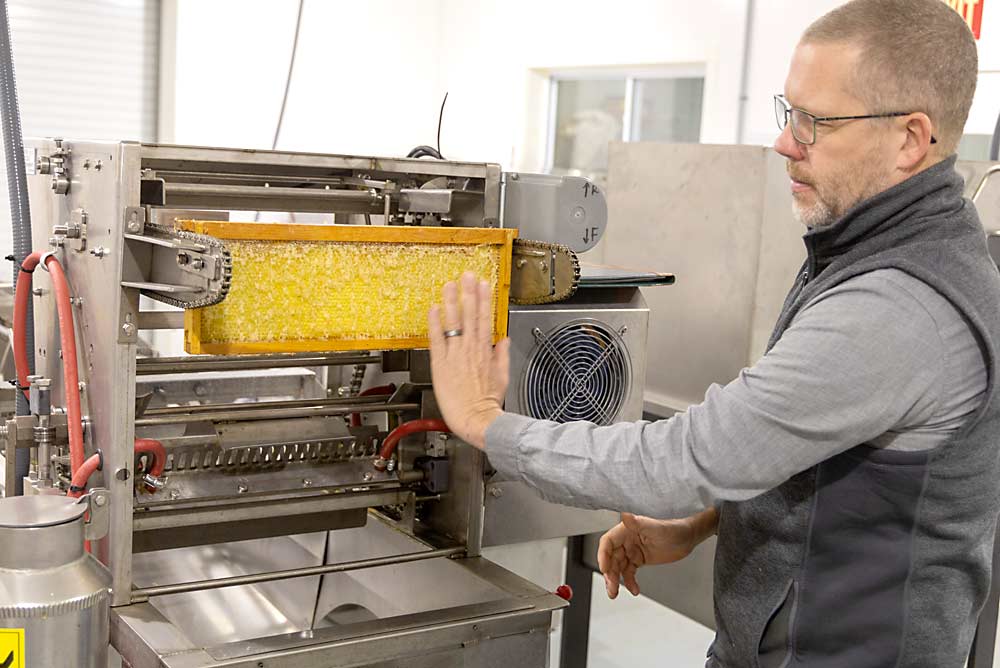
xmin=485 ymin=268 xmax=988 ymax=519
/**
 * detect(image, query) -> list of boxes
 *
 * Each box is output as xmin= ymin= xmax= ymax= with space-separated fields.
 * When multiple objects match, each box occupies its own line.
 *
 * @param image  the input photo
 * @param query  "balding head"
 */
xmin=802 ymin=0 xmax=977 ymax=156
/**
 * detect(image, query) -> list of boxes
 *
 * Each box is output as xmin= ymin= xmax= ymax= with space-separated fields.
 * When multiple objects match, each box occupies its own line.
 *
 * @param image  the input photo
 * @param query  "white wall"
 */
xmin=170 ymin=0 xmax=445 ymax=156
xmin=167 ymin=1 xmax=1000 ymax=169
xmin=167 ymin=0 xmax=749 ymax=166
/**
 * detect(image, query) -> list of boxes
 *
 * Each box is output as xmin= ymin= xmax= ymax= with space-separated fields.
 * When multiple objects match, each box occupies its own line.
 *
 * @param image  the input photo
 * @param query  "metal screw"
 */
xmin=89 ymin=246 xmax=106 ymax=258
xmin=31 ymin=287 xmax=43 ymax=296
xmin=78 ymin=381 xmax=86 ymax=392
xmin=121 ymin=322 xmax=136 ymax=337
xmin=169 ymin=489 xmax=180 ymax=500
xmin=489 ymin=486 xmax=503 ymax=498
xmin=302 ymin=478 xmax=313 ymax=488
xmin=237 ymin=483 xmax=249 ymax=494
xmin=438 ymin=433 xmax=450 ymax=442
xmin=191 ymin=257 xmax=205 ymax=270
xmin=70 ymin=297 xmax=83 ymax=307
xmin=126 ymin=211 xmax=141 ymax=233
xmin=363 ymin=472 xmax=374 ymax=482
xmin=510 ymin=173 xmax=519 ymax=180
xmin=94 ymin=494 xmax=107 ymax=507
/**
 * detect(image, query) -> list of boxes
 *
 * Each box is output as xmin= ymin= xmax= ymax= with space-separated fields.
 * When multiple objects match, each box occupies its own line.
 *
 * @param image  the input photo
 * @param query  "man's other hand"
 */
xmin=428 ymin=272 xmax=509 ymax=449
xmin=597 ymin=513 xmax=698 ymax=599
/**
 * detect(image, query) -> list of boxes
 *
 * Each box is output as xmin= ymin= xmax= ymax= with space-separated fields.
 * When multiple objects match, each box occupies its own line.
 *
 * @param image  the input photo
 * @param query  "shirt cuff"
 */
xmin=484 ymin=411 xmax=535 ymax=478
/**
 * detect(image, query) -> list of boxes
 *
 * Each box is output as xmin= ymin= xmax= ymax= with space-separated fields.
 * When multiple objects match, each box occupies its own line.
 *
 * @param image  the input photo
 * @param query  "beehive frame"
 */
xmin=181 ymin=221 xmax=516 ymax=354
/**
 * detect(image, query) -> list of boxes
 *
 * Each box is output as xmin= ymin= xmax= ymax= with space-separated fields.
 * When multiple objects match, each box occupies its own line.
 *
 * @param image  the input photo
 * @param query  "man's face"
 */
xmin=775 ymin=41 xmax=897 ymax=228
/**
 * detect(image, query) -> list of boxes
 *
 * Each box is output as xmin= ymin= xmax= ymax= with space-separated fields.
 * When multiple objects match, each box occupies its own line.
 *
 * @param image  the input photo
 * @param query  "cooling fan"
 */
xmin=520 ymin=319 xmax=631 ymax=425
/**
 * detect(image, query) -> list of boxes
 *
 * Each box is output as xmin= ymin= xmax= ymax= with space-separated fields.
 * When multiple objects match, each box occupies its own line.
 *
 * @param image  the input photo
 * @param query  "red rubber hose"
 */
xmin=134 ymin=438 xmax=166 ymax=477
xmin=68 ymin=452 xmax=102 ymax=499
xmin=373 ymin=418 xmax=450 ymax=471
xmin=14 ymin=251 xmax=85 ymax=474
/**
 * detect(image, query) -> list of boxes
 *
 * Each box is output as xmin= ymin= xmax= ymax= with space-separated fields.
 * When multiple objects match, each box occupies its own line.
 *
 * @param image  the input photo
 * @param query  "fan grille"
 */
xmin=521 ymin=319 xmax=630 ymax=425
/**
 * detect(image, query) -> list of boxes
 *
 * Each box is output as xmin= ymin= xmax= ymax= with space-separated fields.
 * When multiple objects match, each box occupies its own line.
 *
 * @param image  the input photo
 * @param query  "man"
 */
xmin=427 ymin=0 xmax=1000 ymax=665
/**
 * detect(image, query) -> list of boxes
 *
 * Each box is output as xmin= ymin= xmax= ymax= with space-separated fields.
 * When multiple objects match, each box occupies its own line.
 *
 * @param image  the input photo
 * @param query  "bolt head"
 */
xmin=121 ymin=322 xmax=136 ymax=337
xmin=169 ymin=489 xmax=180 ymax=500
xmin=302 ymin=478 xmax=313 ymax=487
xmin=94 ymin=494 xmax=107 ymax=507
xmin=489 ymin=486 xmax=503 ymax=498
xmin=237 ymin=483 xmax=249 ymax=494
xmin=363 ymin=472 xmax=374 ymax=482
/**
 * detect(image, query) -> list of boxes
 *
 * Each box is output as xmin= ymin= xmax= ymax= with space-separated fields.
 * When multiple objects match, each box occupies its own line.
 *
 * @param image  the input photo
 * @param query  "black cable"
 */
xmin=436 ymin=92 xmax=448 ymax=158
xmin=272 ymin=0 xmax=305 ymax=151
xmin=406 ymin=92 xmax=450 ymax=160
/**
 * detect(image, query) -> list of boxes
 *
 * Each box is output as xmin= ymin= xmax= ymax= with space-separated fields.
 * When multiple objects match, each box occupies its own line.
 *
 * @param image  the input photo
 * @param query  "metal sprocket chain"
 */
xmin=141 ymin=222 xmax=233 ymax=309
xmin=510 ymin=238 xmax=580 ymax=305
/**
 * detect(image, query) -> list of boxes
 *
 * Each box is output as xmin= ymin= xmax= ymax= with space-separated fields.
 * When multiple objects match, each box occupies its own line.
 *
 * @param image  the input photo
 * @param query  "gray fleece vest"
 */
xmin=709 ymin=157 xmax=1000 ymax=668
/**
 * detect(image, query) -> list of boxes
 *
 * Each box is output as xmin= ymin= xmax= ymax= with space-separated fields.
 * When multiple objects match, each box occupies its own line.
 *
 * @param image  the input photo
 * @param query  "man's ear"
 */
xmin=897 ymin=112 xmax=935 ymax=170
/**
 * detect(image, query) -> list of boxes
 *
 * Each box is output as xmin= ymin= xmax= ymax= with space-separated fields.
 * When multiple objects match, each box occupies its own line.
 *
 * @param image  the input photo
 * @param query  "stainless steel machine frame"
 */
xmin=13 ymin=139 xmax=622 ymax=667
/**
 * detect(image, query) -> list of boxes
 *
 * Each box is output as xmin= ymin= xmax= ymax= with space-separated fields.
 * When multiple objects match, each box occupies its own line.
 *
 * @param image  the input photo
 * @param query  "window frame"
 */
xmin=543 ymin=64 xmax=706 ymax=173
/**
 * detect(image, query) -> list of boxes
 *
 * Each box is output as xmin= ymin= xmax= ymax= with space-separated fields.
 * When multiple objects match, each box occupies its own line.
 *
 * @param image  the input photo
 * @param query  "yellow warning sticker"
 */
xmin=0 ymin=628 xmax=23 ymax=668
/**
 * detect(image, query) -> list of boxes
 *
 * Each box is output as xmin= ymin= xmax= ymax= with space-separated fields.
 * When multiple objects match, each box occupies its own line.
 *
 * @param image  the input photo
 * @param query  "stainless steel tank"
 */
xmin=0 ymin=495 xmax=111 ymax=667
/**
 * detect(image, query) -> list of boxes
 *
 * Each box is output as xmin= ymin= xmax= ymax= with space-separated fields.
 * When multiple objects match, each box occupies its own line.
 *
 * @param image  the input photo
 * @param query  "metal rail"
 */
xmin=135 ymin=352 xmax=377 ymax=375
xmin=163 ymin=182 xmax=383 ymax=204
xmin=141 ymin=393 xmax=392 ymax=416
xmin=134 ymin=401 xmax=420 ymax=426
xmin=130 ymin=546 xmax=466 ymax=603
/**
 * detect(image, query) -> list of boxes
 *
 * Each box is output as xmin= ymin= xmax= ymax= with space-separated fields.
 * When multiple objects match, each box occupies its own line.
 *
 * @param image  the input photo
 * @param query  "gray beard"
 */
xmin=792 ymin=196 xmax=836 ymax=228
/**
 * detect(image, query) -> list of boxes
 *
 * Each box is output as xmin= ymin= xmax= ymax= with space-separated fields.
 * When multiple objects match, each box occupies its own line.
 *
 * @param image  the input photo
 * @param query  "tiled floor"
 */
xmin=587 ymin=573 xmax=715 ymax=668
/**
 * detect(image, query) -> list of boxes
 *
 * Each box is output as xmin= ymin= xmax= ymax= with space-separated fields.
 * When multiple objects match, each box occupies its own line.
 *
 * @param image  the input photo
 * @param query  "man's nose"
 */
xmin=774 ymin=123 xmax=805 ymax=161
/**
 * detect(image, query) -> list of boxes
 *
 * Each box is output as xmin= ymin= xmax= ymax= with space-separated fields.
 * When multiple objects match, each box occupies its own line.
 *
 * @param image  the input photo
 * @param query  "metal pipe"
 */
xmin=130 ymin=546 xmax=465 ymax=602
xmin=0 ymin=0 xmax=32 ymax=495
xmin=135 ymin=402 xmax=420 ymax=426
xmin=135 ymin=352 xmax=377 ymax=375
xmin=972 ymin=165 xmax=1000 ymax=203
xmin=141 ymin=394 xmax=389 ymax=416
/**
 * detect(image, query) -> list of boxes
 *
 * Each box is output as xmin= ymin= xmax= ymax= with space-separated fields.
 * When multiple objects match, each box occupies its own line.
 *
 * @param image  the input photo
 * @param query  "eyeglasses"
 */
xmin=774 ymin=94 xmax=936 ymax=146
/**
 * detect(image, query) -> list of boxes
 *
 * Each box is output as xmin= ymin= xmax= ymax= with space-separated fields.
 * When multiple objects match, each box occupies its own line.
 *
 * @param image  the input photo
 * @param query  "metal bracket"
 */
xmin=120 ymin=223 xmax=231 ymax=308
xmin=79 ymin=487 xmax=110 ymax=540
xmin=51 ymin=208 xmax=88 ymax=252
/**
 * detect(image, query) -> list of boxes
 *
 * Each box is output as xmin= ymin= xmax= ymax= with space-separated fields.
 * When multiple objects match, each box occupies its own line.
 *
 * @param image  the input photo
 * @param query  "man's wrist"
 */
xmin=464 ymin=405 xmax=504 ymax=450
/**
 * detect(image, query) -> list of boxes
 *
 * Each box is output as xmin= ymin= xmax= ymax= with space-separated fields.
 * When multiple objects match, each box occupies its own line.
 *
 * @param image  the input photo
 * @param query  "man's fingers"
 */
xmin=621 ymin=512 xmax=641 ymax=532
xmin=623 ymin=565 xmax=641 ymax=597
xmin=604 ymin=572 xmax=619 ymax=599
xmin=428 ymin=305 xmax=445 ymax=354
xmin=476 ymin=278 xmax=492 ymax=347
xmin=460 ymin=272 xmax=478 ymax=344
xmin=442 ymin=281 xmax=461 ymax=334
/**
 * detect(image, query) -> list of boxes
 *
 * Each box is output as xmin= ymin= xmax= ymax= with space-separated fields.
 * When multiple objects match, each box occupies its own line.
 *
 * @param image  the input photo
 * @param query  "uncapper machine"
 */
xmin=4 ymin=139 xmax=661 ymax=667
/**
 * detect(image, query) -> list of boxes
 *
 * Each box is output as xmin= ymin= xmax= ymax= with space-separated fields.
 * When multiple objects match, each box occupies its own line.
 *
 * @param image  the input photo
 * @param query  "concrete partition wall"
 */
xmin=595 ymin=142 xmax=804 ymax=415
